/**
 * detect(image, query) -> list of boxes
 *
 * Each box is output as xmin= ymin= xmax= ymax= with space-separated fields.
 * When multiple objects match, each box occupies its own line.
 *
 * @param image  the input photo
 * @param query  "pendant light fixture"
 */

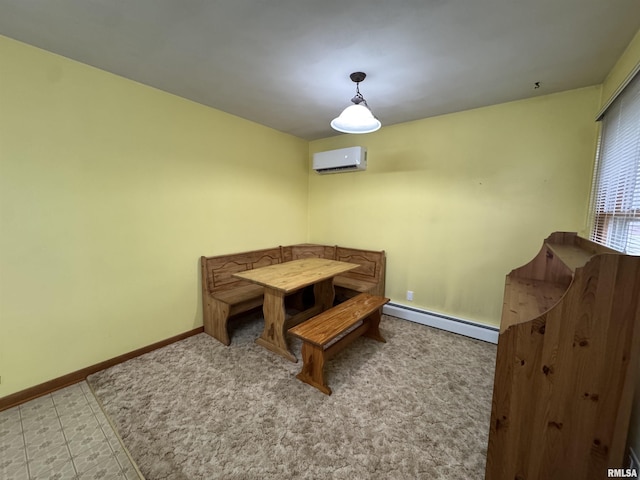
xmin=330 ymin=72 xmax=381 ymax=134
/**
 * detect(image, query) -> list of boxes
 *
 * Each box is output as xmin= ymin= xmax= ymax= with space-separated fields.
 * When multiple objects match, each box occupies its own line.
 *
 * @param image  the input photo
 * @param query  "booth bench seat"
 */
xmin=201 ymin=247 xmax=282 ymax=345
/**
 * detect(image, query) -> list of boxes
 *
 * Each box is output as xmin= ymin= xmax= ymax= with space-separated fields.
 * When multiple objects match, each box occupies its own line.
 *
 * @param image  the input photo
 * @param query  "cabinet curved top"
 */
xmin=501 ymin=231 xmax=634 ymax=332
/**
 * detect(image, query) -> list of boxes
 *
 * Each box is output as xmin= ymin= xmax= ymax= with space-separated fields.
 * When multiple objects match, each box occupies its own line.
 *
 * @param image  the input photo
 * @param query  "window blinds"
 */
xmin=589 ymin=70 xmax=640 ymax=254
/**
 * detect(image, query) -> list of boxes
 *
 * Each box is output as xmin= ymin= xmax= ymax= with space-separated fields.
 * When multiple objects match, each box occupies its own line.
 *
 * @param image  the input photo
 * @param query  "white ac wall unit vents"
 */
xmin=312 ymin=146 xmax=367 ymax=174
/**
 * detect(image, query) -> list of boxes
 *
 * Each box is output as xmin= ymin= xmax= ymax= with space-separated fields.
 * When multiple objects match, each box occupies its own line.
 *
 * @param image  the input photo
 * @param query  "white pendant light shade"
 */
xmin=331 ymin=104 xmax=381 ymax=134
xmin=330 ymin=72 xmax=381 ymax=134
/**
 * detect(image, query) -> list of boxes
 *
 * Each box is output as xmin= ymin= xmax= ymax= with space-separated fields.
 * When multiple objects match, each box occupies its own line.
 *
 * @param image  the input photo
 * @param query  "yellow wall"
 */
xmin=309 ymin=86 xmax=601 ymax=326
xmin=0 ymin=36 xmax=309 ymax=397
xmin=601 ymin=29 xmax=640 ymax=110
xmin=599 ymin=27 xmax=640 ymax=463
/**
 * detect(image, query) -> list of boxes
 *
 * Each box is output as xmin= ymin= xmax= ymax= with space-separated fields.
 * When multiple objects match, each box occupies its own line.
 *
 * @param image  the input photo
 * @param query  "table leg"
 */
xmin=313 ymin=278 xmax=335 ymax=310
xmin=255 ymin=287 xmax=297 ymax=362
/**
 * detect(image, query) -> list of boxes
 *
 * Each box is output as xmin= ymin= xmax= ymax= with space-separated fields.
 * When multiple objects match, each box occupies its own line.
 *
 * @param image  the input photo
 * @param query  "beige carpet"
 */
xmin=88 ymin=313 xmax=497 ymax=480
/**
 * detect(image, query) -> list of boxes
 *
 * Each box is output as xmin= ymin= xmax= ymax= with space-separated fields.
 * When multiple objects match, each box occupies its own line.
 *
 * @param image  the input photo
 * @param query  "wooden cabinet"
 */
xmin=486 ymin=232 xmax=640 ymax=480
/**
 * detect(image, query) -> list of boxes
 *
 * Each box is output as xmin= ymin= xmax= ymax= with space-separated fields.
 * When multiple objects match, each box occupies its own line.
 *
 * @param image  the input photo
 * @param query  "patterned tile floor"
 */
xmin=0 ymin=382 xmax=143 ymax=480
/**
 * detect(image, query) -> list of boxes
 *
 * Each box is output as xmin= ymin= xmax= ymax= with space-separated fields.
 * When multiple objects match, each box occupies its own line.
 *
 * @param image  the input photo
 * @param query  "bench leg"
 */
xmin=296 ymin=343 xmax=331 ymax=395
xmin=363 ymin=309 xmax=386 ymax=343
xmin=204 ymin=299 xmax=231 ymax=346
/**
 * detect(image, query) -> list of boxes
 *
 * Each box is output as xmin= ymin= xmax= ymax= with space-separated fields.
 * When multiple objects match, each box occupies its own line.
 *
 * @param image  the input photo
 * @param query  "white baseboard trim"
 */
xmin=383 ymin=302 xmax=499 ymax=344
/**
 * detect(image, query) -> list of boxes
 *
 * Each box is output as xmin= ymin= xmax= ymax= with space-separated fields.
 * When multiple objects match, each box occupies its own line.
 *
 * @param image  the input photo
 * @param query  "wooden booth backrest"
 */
xmin=202 ymin=247 xmax=283 ymax=295
xmin=334 ymin=247 xmax=386 ymax=297
xmin=282 ymin=244 xmax=337 ymax=262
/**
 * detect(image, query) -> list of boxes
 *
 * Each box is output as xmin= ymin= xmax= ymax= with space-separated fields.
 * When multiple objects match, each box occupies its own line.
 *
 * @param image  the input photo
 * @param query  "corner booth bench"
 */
xmin=200 ymin=244 xmax=386 ymax=346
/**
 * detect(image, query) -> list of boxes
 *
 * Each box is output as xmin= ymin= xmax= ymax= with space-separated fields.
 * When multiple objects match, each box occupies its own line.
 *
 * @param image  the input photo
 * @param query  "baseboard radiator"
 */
xmin=383 ymin=303 xmax=499 ymax=344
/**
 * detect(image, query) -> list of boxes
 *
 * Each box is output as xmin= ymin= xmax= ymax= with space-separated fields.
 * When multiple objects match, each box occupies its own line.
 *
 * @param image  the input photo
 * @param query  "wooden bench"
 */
xmin=200 ymin=248 xmax=283 ymax=345
xmin=289 ymin=293 xmax=389 ymax=395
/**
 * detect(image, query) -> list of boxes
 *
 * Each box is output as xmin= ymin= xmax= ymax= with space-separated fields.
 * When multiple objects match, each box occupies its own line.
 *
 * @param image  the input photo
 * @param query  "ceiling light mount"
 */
xmin=331 ymin=71 xmax=381 ymax=134
xmin=350 ymin=72 xmax=366 ymax=83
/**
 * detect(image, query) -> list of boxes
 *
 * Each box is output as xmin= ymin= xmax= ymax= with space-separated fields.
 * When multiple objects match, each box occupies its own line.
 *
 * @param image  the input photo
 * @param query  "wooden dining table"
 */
xmin=233 ymin=257 xmax=358 ymax=362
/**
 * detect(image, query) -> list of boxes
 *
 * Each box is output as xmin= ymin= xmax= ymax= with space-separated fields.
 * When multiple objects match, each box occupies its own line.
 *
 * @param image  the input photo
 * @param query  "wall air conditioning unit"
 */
xmin=312 ymin=146 xmax=367 ymax=174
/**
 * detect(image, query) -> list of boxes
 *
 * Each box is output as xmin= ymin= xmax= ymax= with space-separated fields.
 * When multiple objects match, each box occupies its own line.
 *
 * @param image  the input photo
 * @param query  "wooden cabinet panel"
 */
xmin=486 ymin=232 xmax=640 ymax=480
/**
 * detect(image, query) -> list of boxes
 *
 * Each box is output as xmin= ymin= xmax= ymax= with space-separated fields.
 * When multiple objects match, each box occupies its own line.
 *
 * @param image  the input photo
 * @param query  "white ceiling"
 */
xmin=1 ymin=1 xmax=639 ymax=140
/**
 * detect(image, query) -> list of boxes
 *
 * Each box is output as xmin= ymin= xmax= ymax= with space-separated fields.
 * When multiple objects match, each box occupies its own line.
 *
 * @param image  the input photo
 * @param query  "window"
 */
xmin=589 ymin=70 xmax=640 ymax=254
